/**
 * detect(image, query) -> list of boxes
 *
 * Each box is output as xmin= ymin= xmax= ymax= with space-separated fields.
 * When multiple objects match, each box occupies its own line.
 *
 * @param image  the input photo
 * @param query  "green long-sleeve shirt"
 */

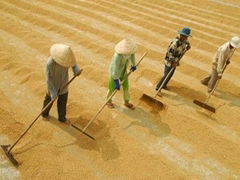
xmin=109 ymin=53 xmax=136 ymax=79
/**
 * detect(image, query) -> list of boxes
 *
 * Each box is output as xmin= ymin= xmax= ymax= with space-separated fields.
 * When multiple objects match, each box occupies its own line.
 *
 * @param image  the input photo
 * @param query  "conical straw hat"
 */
xmin=114 ymin=39 xmax=137 ymax=55
xmin=50 ymin=44 xmax=76 ymax=67
xmin=230 ymin=36 xmax=240 ymax=48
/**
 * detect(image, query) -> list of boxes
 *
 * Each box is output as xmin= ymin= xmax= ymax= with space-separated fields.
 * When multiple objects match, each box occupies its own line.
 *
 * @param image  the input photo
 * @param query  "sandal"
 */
xmin=124 ymin=102 xmax=135 ymax=110
xmin=59 ymin=118 xmax=71 ymax=125
xmin=42 ymin=115 xmax=49 ymax=121
xmin=107 ymin=102 xmax=115 ymax=109
xmin=162 ymin=86 xmax=170 ymax=90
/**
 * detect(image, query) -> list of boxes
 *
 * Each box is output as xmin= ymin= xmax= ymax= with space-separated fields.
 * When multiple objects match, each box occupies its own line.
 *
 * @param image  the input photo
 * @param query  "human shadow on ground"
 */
xmin=11 ymin=116 xmax=98 ymax=155
xmin=214 ymin=89 xmax=240 ymax=108
xmin=50 ymin=116 xmax=120 ymax=161
xmin=163 ymin=85 xmax=207 ymax=108
xmin=195 ymin=109 xmax=219 ymax=122
xmin=116 ymin=106 xmax=171 ymax=138
xmin=12 ymin=115 xmax=120 ymax=161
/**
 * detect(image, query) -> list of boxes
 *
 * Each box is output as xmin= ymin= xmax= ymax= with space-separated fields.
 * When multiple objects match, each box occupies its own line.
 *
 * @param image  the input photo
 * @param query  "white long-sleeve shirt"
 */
xmin=213 ymin=42 xmax=234 ymax=76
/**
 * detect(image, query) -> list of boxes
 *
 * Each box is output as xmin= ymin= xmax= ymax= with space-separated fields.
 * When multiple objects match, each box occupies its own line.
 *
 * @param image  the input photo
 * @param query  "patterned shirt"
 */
xmin=165 ymin=37 xmax=190 ymax=67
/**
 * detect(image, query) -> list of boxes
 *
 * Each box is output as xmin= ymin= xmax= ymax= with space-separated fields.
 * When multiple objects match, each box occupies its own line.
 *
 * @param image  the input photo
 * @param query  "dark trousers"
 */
xmin=42 ymin=93 xmax=68 ymax=121
xmin=156 ymin=65 xmax=175 ymax=90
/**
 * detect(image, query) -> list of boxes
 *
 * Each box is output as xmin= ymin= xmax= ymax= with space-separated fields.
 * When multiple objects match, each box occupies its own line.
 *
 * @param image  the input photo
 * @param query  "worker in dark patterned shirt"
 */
xmin=156 ymin=27 xmax=191 ymax=91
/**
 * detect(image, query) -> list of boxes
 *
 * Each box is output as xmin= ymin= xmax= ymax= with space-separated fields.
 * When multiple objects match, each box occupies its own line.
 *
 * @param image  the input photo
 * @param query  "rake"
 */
xmin=1 ymin=71 xmax=85 ymax=167
xmin=140 ymin=50 xmax=187 ymax=108
xmin=193 ymin=62 xmax=229 ymax=113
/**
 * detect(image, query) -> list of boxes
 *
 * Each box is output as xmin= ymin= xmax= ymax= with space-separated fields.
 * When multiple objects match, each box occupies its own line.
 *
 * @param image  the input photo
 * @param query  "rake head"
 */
xmin=140 ymin=93 xmax=164 ymax=109
xmin=193 ymin=99 xmax=216 ymax=113
xmin=1 ymin=145 xmax=19 ymax=167
xmin=71 ymin=124 xmax=96 ymax=141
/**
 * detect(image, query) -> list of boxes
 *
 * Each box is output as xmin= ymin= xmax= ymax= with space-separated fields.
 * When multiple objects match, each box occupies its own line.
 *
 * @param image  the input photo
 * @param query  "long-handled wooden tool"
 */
xmin=140 ymin=50 xmax=187 ymax=107
xmin=77 ymin=52 xmax=148 ymax=140
xmin=193 ymin=61 xmax=229 ymax=113
xmin=193 ymin=49 xmax=235 ymax=113
xmin=140 ymin=67 xmax=174 ymax=107
xmin=1 ymin=70 xmax=82 ymax=167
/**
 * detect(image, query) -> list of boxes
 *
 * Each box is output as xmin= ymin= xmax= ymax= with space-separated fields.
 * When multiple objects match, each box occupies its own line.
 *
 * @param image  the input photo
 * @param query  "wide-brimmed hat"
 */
xmin=114 ymin=39 xmax=137 ymax=55
xmin=50 ymin=44 xmax=76 ymax=67
xmin=178 ymin=27 xmax=192 ymax=37
xmin=230 ymin=36 xmax=240 ymax=48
